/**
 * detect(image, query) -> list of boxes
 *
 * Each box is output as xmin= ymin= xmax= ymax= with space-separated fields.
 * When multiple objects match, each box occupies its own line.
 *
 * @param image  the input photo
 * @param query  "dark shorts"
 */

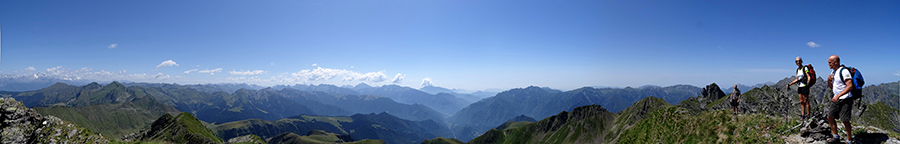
xmin=828 ymin=98 xmax=854 ymax=122
xmin=730 ymin=99 xmax=739 ymax=107
xmin=797 ymin=86 xmax=810 ymax=95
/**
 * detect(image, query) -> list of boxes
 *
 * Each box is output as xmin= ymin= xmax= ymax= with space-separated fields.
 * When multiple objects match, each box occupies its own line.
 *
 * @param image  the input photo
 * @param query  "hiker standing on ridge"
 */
xmin=826 ymin=55 xmax=854 ymax=144
xmin=730 ymin=85 xmax=741 ymax=115
xmin=787 ymin=56 xmax=813 ymax=120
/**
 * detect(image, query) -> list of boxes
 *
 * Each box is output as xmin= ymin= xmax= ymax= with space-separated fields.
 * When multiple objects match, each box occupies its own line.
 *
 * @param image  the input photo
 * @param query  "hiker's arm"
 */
xmin=787 ymin=77 xmax=799 ymax=87
xmin=827 ymin=74 xmax=834 ymax=89
xmin=831 ymin=79 xmax=853 ymax=102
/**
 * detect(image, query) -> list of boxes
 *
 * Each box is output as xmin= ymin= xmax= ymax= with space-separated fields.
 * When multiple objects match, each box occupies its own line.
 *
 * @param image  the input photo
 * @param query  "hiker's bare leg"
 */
xmin=828 ymin=117 xmax=838 ymax=135
xmin=799 ymin=94 xmax=808 ymax=115
xmin=844 ymin=121 xmax=852 ymax=141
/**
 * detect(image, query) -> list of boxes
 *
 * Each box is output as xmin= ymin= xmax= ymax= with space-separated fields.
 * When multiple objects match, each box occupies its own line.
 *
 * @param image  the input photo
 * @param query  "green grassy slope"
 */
xmin=858 ymin=102 xmax=900 ymax=133
xmin=34 ymin=96 xmax=179 ymax=139
xmin=140 ymin=112 xmax=224 ymax=144
xmin=617 ymin=108 xmax=798 ymax=143
xmin=468 ymin=104 xmax=617 ymax=144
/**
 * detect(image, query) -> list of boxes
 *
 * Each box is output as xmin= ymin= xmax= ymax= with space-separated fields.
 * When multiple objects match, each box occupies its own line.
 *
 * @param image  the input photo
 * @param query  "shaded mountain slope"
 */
xmin=9 ymin=81 xmax=133 ymax=107
xmin=267 ymin=131 xmax=384 ymax=144
xmin=192 ymin=88 xmax=317 ymax=123
xmin=278 ymin=89 xmax=446 ymax=122
xmin=214 ymin=112 xmax=452 ymax=144
xmin=4 ymin=82 xmax=332 ymax=136
xmin=419 ymin=85 xmax=491 ymax=103
xmin=353 ymin=84 xmax=471 ymax=115
xmin=122 ymin=85 xmax=325 ymax=123
xmin=273 ymin=84 xmax=361 ymax=95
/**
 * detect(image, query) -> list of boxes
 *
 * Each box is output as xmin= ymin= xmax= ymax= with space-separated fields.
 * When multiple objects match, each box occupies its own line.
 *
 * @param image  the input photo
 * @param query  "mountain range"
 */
xmin=447 ymin=84 xmax=700 ymax=141
xmin=2 ymin=77 xmax=898 ymax=143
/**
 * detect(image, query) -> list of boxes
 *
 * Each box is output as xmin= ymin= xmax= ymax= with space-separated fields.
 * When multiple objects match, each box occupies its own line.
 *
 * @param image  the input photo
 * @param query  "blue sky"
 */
xmin=1 ymin=0 xmax=898 ymax=91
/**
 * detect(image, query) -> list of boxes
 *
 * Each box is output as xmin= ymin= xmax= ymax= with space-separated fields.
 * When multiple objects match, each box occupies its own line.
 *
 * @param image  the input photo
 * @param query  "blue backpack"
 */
xmin=838 ymin=65 xmax=865 ymax=98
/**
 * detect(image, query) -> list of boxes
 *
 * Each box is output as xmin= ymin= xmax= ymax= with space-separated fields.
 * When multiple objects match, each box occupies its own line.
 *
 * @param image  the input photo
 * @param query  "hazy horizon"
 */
xmin=2 ymin=1 xmax=899 ymax=91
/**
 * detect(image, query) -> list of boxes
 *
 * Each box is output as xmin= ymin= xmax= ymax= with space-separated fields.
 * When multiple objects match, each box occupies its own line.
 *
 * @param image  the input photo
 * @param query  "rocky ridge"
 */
xmin=0 ymin=97 xmax=109 ymax=143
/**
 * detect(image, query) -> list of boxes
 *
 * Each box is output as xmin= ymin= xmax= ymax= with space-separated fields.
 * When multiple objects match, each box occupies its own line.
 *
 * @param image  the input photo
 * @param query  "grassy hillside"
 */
xmin=34 ymin=96 xmax=179 ymax=139
xmin=858 ymin=102 xmax=900 ymax=133
xmin=139 ymin=112 xmax=224 ymax=144
xmin=468 ymin=104 xmax=617 ymax=144
xmin=617 ymin=107 xmax=798 ymax=143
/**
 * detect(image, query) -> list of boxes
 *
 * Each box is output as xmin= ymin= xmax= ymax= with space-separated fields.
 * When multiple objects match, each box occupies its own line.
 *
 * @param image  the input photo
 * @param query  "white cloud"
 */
xmin=391 ymin=73 xmax=404 ymax=84
xmin=24 ymin=67 xmax=35 ymax=71
xmin=198 ymin=68 xmax=223 ymax=75
xmin=230 ymin=70 xmax=267 ymax=75
xmin=292 ymin=67 xmax=346 ymax=81
xmin=343 ymin=71 xmax=387 ymax=82
xmin=184 ymin=69 xmax=198 ymax=74
xmin=311 ymin=63 xmax=318 ymax=67
xmin=29 ymin=66 xmax=179 ymax=83
xmin=270 ymin=62 xmax=275 ymax=66
xmin=421 ymin=77 xmax=433 ymax=87
xmin=807 ymin=42 xmax=820 ymax=48
xmin=156 ymin=60 xmax=179 ymax=70
xmin=288 ymin=67 xmax=388 ymax=83
xmin=108 ymin=43 xmax=117 ymax=49
xmin=894 ymin=71 xmax=900 ymax=76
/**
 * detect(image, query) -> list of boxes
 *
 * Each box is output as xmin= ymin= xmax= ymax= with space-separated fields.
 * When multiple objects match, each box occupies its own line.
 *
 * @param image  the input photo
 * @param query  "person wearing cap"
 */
xmin=787 ymin=56 xmax=811 ymax=120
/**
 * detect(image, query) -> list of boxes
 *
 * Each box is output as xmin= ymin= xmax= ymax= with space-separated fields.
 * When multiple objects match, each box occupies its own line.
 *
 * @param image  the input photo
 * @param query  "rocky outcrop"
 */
xmin=708 ymin=85 xmax=822 ymax=117
xmin=679 ymin=83 xmax=727 ymax=113
xmin=787 ymin=116 xmax=900 ymax=143
xmin=0 ymin=98 xmax=109 ymax=143
xmin=700 ymin=83 xmax=727 ymax=105
xmin=226 ymin=134 xmax=265 ymax=144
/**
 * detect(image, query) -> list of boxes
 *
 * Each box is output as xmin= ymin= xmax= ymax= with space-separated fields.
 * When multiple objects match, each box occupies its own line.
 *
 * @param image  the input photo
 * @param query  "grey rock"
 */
xmin=0 ymin=98 xmax=109 ymax=143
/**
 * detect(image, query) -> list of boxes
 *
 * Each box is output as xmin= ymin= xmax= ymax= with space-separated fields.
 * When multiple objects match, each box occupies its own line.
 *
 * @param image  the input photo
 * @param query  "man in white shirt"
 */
xmin=787 ymin=56 xmax=811 ymax=120
xmin=826 ymin=55 xmax=854 ymax=143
